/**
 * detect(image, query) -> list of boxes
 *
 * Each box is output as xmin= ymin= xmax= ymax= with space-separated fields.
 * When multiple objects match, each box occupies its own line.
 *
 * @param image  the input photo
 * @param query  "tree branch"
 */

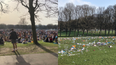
xmin=0 ymin=2 xmax=3 ymax=11
xmin=34 ymin=0 xmax=38 ymax=10
xmin=48 ymin=0 xmax=58 ymax=4
xmin=0 ymin=1 xmax=8 ymax=13
xmin=34 ymin=14 xmax=41 ymax=22
xmin=13 ymin=1 xmax=20 ymax=11
xmin=20 ymin=0 xmax=29 ymax=9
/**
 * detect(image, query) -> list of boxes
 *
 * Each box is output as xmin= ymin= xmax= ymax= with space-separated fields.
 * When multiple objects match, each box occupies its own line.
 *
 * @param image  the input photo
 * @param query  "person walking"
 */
xmin=9 ymin=29 xmax=18 ymax=52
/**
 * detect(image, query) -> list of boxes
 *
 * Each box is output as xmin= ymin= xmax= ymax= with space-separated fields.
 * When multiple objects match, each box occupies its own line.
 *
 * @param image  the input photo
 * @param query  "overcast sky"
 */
xmin=58 ymin=0 xmax=116 ymax=9
xmin=1 ymin=0 xmax=115 ymax=25
xmin=0 ymin=0 xmax=57 ymax=25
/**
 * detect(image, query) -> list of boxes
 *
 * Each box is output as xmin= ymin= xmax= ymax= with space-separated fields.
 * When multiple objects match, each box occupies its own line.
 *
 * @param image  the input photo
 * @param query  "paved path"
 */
xmin=0 ymin=52 xmax=58 ymax=65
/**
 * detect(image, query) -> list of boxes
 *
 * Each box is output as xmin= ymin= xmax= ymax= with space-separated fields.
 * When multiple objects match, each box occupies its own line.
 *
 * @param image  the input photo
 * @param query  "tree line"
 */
xmin=0 ymin=24 xmax=57 ymax=29
xmin=58 ymin=3 xmax=116 ymax=36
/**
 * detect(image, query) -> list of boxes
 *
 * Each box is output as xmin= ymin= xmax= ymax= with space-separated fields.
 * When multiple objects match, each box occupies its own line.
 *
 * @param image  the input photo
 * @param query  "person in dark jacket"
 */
xmin=0 ymin=34 xmax=4 ymax=45
xmin=9 ymin=29 xmax=18 ymax=52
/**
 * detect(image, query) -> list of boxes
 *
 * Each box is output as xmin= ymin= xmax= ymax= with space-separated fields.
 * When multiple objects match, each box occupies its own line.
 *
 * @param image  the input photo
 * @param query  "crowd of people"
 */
xmin=0 ymin=29 xmax=58 ymax=45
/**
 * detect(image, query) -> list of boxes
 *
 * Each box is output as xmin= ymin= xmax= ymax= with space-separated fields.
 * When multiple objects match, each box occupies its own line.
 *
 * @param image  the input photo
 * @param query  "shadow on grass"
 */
xmin=13 ymin=51 xmax=30 ymax=65
xmin=35 ymin=43 xmax=58 ymax=57
xmin=0 ymin=44 xmax=4 ymax=46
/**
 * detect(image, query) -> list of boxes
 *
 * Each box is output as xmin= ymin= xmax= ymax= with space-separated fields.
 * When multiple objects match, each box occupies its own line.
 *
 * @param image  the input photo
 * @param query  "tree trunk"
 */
xmin=78 ymin=29 xmax=79 ymax=35
xmin=74 ymin=28 xmax=76 ymax=36
xmin=95 ymin=29 xmax=96 ymax=33
xmin=105 ymin=28 xmax=106 ymax=36
xmin=70 ymin=29 xmax=71 ymax=36
xmin=108 ymin=29 xmax=110 ymax=36
xmin=69 ymin=28 xmax=71 ymax=36
xmin=112 ymin=29 xmax=113 ymax=34
xmin=66 ymin=25 xmax=67 ymax=36
xmin=115 ymin=27 xmax=116 ymax=36
xmin=77 ymin=29 xmax=79 ymax=36
xmin=60 ymin=29 xmax=61 ymax=36
xmin=83 ymin=29 xmax=84 ymax=36
xmin=87 ymin=29 xmax=88 ymax=36
xmin=60 ymin=25 xmax=61 ymax=36
xmin=29 ymin=0 xmax=38 ymax=44
xmin=99 ymin=28 xmax=101 ymax=36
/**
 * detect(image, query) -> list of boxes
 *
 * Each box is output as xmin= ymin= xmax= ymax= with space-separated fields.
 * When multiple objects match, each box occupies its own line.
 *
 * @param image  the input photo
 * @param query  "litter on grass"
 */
xmin=58 ymin=36 xmax=116 ymax=56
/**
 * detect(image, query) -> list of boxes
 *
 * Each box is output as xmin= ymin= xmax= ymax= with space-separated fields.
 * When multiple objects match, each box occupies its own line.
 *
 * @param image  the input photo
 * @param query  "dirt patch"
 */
xmin=0 ymin=48 xmax=11 ymax=53
xmin=0 ymin=45 xmax=58 ymax=56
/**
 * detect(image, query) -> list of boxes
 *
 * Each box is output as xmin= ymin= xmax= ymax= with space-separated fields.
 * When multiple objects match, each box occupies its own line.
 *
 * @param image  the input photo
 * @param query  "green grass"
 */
xmin=58 ymin=30 xmax=115 ymax=37
xmin=0 ymin=40 xmax=57 ymax=48
xmin=38 ymin=41 xmax=58 ymax=47
xmin=58 ymin=36 xmax=116 ymax=65
xmin=0 ymin=42 xmax=33 ymax=48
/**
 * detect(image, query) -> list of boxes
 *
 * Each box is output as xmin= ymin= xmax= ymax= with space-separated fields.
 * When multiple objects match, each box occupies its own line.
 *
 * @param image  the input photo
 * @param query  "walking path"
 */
xmin=0 ymin=52 xmax=58 ymax=65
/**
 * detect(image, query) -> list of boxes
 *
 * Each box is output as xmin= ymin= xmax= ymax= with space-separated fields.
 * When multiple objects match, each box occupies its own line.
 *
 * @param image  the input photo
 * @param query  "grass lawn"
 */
xmin=58 ymin=36 xmax=116 ymax=65
xmin=0 ymin=40 xmax=58 ymax=56
xmin=58 ymin=30 xmax=115 ymax=37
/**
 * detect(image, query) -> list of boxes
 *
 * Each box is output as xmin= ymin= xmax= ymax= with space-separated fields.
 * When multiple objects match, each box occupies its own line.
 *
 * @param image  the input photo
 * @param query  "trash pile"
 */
xmin=58 ymin=36 xmax=116 ymax=56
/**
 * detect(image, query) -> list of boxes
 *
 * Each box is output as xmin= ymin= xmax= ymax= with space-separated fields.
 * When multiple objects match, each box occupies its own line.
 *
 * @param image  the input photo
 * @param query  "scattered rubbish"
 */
xmin=58 ymin=36 xmax=115 ymax=56
xmin=93 ymin=45 xmax=96 ymax=46
xmin=83 ymin=45 xmax=85 ymax=47
xmin=72 ymin=61 xmax=75 ymax=63
xmin=109 ymin=45 xmax=112 ymax=48
xmin=82 ymin=47 xmax=85 ymax=50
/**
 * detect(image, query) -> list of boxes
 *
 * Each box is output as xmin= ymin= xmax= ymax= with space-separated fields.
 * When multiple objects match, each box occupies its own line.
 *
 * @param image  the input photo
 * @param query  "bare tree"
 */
xmin=58 ymin=2 xmax=116 ymax=36
xmin=75 ymin=5 xmax=82 ymax=36
xmin=87 ymin=6 xmax=96 ymax=35
xmin=63 ymin=7 xmax=68 ymax=36
xmin=80 ymin=4 xmax=90 ymax=36
xmin=97 ymin=7 xmax=105 ymax=36
xmin=58 ymin=7 xmax=64 ymax=36
xmin=105 ymin=6 xmax=115 ymax=35
xmin=64 ymin=3 xmax=75 ymax=36
xmin=18 ymin=18 xmax=28 ymax=25
xmin=14 ymin=0 xmax=58 ymax=44
xmin=113 ymin=5 xmax=116 ymax=35
xmin=0 ymin=1 xmax=8 ymax=13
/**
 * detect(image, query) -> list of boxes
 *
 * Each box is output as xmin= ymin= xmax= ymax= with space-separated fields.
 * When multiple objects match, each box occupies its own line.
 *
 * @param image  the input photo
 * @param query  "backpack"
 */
xmin=10 ymin=31 xmax=18 ymax=39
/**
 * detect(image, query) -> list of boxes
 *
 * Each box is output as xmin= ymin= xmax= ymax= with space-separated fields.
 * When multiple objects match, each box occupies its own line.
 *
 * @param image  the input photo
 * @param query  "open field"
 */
xmin=58 ymin=30 xmax=115 ymax=37
xmin=58 ymin=36 xmax=116 ymax=65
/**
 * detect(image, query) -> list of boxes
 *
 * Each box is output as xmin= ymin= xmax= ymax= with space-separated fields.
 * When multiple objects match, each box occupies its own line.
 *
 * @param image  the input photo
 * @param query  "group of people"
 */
xmin=0 ymin=29 xmax=58 ymax=51
xmin=0 ymin=29 xmax=58 ymax=46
